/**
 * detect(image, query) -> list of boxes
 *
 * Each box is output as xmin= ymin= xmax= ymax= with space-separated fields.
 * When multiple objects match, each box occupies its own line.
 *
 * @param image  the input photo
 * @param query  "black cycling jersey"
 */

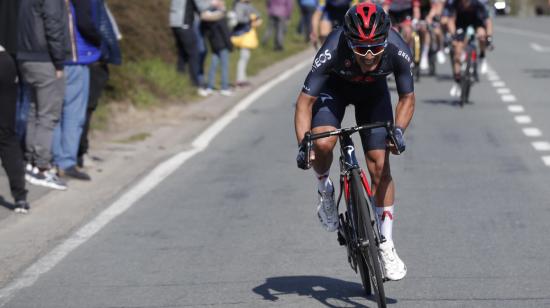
xmin=318 ymin=0 xmax=353 ymax=26
xmin=302 ymin=28 xmax=414 ymax=98
xmin=444 ymin=0 xmax=489 ymax=29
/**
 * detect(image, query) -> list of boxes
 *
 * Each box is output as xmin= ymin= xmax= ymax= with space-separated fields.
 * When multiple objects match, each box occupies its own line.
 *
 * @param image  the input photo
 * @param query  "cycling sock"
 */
xmin=422 ymin=44 xmax=429 ymax=59
xmin=376 ymin=205 xmax=394 ymax=243
xmin=315 ymin=170 xmax=333 ymax=193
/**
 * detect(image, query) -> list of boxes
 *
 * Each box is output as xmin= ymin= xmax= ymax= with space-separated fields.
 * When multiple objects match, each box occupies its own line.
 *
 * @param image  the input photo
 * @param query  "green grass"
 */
xmin=115 ymin=132 xmax=152 ymax=144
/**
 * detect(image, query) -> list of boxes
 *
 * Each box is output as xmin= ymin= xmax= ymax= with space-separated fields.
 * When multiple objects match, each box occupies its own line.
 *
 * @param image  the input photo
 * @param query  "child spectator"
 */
xmin=231 ymin=0 xmax=262 ymax=87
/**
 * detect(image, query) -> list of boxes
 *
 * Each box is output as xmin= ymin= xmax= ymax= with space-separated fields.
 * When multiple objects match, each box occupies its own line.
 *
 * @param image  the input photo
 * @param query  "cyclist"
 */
xmin=443 ymin=0 xmax=493 ymax=95
xmin=294 ymin=3 xmax=415 ymax=281
xmin=383 ymin=0 xmax=420 ymax=45
xmin=310 ymin=0 xmax=353 ymax=46
xmin=417 ymin=0 xmax=446 ymax=69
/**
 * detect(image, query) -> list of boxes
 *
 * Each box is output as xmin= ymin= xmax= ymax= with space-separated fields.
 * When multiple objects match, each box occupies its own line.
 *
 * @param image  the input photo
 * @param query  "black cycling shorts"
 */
xmin=311 ymin=77 xmax=393 ymax=151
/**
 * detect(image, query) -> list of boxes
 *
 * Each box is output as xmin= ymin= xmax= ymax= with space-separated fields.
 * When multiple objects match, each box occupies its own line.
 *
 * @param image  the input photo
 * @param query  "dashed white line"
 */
xmin=523 ymin=128 xmax=543 ymax=137
xmin=488 ymin=75 xmax=500 ymax=81
xmin=497 ymin=88 xmax=511 ymax=94
xmin=530 ymin=43 xmax=550 ymax=53
xmin=492 ymin=81 xmax=506 ymax=88
xmin=514 ymin=115 xmax=532 ymax=124
xmin=507 ymin=105 xmax=524 ymax=113
xmin=532 ymin=142 xmax=550 ymax=151
xmin=501 ymin=95 xmax=517 ymax=103
xmin=543 ymin=156 xmax=550 ymax=166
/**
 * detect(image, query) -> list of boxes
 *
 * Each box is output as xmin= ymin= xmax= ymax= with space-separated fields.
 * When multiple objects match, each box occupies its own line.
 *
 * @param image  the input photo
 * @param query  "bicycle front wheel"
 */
xmin=350 ymin=169 xmax=386 ymax=307
xmin=460 ymin=51 xmax=472 ymax=107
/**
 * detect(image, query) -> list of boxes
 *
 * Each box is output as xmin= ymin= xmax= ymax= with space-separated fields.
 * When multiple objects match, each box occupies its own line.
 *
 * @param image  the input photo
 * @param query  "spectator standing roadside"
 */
xmin=77 ymin=0 xmax=122 ymax=169
xmin=199 ymin=0 xmax=234 ymax=96
xmin=17 ymin=0 xmax=68 ymax=190
xmin=231 ymin=0 xmax=262 ymax=87
xmin=262 ymin=0 xmax=293 ymax=51
xmin=52 ymin=0 xmax=102 ymax=181
xmin=297 ymin=0 xmax=316 ymax=43
xmin=170 ymin=0 xmax=223 ymax=93
xmin=0 ymin=0 xmax=30 ymax=213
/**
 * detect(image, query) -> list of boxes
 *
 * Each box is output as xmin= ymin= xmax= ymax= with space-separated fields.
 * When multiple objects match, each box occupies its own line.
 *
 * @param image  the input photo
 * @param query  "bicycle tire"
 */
xmin=350 ymin=169 xmax=386 ymax=307
xmin=460 ymin=50 xmax=472 ymax=107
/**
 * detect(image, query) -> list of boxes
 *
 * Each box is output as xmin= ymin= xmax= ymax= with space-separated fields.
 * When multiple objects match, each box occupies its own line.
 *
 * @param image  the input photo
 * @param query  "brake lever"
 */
xmin=385 ymin=122 xmax=401 ymax=155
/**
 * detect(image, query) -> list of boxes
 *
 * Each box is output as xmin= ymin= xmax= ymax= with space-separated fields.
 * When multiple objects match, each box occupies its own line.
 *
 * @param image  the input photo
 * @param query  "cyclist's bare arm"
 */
xmin=484 ymin=17 xmax=493 ymax=36
xmin=294 ymin=92 xmax=318 ymax=144
xmin=394 ymin=92 xmax=415 ymax=131
xmin=413 ymin=5 xmax=421 ymax=21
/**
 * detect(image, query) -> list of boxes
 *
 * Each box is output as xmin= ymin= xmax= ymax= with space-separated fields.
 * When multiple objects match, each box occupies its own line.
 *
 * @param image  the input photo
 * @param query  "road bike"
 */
xmin=450 ymin=26 xmax=479 ymax=107
xmin=302 ymin=121 xmax=399 ymax=308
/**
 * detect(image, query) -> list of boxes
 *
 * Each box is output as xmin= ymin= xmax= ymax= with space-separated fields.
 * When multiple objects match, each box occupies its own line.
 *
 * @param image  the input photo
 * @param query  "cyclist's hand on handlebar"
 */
xmin=387 ymin=126 xmax=406 ymax=155
xmin=297 ymin=138 xmax=315 ymax=170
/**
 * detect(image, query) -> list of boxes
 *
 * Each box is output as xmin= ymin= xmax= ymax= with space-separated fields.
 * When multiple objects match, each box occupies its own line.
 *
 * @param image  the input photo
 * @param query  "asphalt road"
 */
xmin=2 ymin=17 xmax=550 ymax=307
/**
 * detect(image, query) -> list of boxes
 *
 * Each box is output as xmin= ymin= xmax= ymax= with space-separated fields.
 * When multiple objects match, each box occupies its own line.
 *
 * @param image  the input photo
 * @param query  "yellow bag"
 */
xmin=231 ymin=28 xmax=259 ymax=49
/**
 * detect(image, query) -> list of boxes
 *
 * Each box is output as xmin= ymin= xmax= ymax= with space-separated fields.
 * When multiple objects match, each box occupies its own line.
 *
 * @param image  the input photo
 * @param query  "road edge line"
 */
xmin=0 ymin=60 xmax=310 ymax=307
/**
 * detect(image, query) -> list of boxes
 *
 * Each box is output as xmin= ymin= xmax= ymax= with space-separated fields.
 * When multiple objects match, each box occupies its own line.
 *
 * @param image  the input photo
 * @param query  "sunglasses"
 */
xmin=349 ymin=41 xmax=387 ymax=57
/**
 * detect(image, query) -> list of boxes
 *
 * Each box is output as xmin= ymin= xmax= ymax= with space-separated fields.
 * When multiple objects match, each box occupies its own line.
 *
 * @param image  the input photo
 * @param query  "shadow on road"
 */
xmin=422 ymin=99 xmax=465 ymax=107
xmin=252 ymin=275 xmax=397 ymax=307
xmin=0 ymin=196 xmax=14 ymax=211
xmin=524 ymin=69 xmax=550 ymax=79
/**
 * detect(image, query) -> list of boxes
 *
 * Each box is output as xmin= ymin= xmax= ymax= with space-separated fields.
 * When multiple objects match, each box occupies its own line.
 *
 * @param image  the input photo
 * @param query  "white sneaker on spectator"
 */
xmin=379 ymin=240 xmax=407 ymax=281
xmin=437 ymin=50 xmax=446 ymax=64
xmin=220 ymin=89 xmax=233 ymax=97
xmin=198 ymin=88 xmax=213 ymax=97
xmin=25 ymin=163 xmax=35 ymax=183
xmin=27 ymin=167 xmax=67 ymax=190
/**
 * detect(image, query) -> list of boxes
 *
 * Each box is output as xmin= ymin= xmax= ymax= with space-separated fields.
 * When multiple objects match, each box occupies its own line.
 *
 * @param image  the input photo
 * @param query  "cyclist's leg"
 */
xmin=311 ymin=87 xmax=346 ymax=231
xmin=476 ymin=25 xmax=488 ymax=73
xmin=452 ymin=37 xmax=465 ymax=81
xmin=355 ymin=82 xmax=406 ymax=279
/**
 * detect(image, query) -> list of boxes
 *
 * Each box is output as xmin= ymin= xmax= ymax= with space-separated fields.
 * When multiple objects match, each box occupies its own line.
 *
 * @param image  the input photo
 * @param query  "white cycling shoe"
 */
xmin=379 ymin=240 xmax=407 ymax=281
xmin=317 ymin=189 xmax=339 ymax=232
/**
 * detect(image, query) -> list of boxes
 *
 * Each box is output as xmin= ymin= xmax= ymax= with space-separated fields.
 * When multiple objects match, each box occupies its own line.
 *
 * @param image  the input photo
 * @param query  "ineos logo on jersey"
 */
xmin=398 ymin=50 xmax=411 ymax=63
xmin=313 ymin=49 xmax=332 ymax=68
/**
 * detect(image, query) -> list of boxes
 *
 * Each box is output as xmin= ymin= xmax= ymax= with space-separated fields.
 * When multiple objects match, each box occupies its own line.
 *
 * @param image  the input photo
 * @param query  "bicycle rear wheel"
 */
xmin=460 ymin=53 xmax=472 ymax=107
xmin=350 ymin=169 xmax=386 ymax=307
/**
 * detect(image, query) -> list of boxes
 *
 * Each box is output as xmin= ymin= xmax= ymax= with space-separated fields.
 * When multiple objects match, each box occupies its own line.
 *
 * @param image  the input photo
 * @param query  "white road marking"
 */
xmin=508 ymin=105 xmax=525 ymax=113
xmin=496 ymin=26 xmax=550 ymax=41
xmin=523 ymin=128 xmax=543 ymax=137
xmin=501 ymin=95 xmax=517 ymax=103
xmin=497 ymin=88 xmax=511 ymax=94
xmin=0 ymin=60 xmax=311 ymax=307
xmin=514 ymin=115 xmax=532 ymax=124
xmin=492 ymin=81 xmax=506 ymax=88
xmin=488 ymin=75 xmax=500 ymax=81
xmin=530 ymin=43 xmax=550 ymax=53
xmin=532 ymin=142 xmax=550 ymax=151
xmin=543 ymin=156 xmax=550 ymax=166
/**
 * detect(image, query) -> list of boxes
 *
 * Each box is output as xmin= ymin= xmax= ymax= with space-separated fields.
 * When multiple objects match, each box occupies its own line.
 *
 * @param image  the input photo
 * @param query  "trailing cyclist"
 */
xmin=294 ymin=3 xmax=415 ymax=281
xmin=383 ymin=0 xmax=420 ymax=46
xmin=442 ymin=0 xmax=493 ymax=96
xmin=310 ymin=0 xmax=353 ymax=47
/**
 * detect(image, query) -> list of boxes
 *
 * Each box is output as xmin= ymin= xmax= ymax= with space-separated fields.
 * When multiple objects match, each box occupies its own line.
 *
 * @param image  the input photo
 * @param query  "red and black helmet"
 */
xmin=343 ymin=3 xmax=391 ymax=45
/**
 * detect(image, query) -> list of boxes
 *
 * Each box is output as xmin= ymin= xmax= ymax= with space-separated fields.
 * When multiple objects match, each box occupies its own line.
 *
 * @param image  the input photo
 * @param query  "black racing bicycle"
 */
xmin=302 ymin=121 xmax=399 ymax=308
xmin=450 ymin=26 xmax=479 ymax=107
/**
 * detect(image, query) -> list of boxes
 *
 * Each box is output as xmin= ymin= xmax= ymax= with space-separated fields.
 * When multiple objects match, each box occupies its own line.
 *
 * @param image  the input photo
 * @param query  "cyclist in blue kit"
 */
xmin=294 ymin=3 xmax=415 ymax=281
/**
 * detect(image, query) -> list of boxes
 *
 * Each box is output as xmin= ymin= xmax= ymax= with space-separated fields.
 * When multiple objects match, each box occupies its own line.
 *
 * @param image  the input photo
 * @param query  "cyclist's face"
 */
xmin=354 ymin=51 xmax=383 ymax=67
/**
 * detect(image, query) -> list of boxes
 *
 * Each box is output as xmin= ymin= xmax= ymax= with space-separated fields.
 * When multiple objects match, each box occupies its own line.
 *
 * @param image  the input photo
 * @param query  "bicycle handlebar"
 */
xmin=301 ymin=121 xmax=400 ymax=169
